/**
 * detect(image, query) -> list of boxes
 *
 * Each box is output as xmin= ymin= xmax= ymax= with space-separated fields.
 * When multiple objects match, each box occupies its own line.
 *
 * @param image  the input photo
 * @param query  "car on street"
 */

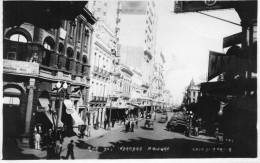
xmin=144 ymin=119 xmax=154 ymax=129
xmin=155 ymin=109 xmax=162 ymax=113
xmin=166 ymin=111 xmax=190 ymax=134
xmin=158 ymin=116 xmax=168 ymax=123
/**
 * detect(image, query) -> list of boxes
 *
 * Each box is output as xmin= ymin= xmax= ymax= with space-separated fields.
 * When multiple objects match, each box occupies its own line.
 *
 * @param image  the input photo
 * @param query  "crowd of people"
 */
xmin=125 ymin=118 xmax=138 ymax=132
xmin=33 ymin=126 xmax=76 ymax=159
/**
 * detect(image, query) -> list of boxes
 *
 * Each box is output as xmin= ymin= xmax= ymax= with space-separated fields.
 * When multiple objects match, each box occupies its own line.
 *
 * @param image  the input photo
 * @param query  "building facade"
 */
xmin=86 ymin=1 xmax=119 ymax=129
xmin=183 ymin=79 xmax=201 ymax=105
xmin=116 ymin=1 xmax=158 ymax=111
xmin=3 ymin=3 xmax=96 ymax=144
xmin=87 ymin=21 xmax=117 ymax=129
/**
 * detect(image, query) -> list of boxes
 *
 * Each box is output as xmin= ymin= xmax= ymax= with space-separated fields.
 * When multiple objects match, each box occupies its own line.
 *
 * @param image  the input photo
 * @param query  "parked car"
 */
xmin=144 ymin=119 xmax=154 ymax=129
xmin=155 ymin=109 xmax=162 ymax=113
xmin=158 ymin=116 xmax=168 ymax=123
xmin=166 ymin=111 xmax=190 ymax=134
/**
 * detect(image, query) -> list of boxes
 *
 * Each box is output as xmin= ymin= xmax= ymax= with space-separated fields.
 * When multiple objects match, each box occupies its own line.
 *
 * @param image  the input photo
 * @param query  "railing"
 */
xmin=3 ymin=39 xmax=90 ymax=77
xmin=92 ymin=66 xmax=110 ymax=78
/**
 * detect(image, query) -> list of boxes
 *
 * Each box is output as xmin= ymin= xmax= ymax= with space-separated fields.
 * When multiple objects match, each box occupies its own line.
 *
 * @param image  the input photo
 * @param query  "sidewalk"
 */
xmin=15 ymin=122 xmax=124 ymax=159
xmin=74 ymin=122 xmax=124 ymax=141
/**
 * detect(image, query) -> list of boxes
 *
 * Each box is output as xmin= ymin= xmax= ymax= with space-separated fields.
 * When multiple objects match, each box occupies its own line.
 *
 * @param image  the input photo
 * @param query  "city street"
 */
xmin=3 ymin=112 xmax=253 ymax=159
xmin=70 ymin=113 xmax=219 ymax=159
xmin=2 ymin=1 xmax=257 ymax=160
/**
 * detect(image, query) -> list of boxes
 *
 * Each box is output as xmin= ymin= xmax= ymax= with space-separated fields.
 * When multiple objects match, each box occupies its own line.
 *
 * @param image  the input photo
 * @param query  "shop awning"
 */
xmin=64 ymin=99 xmax=84 ymax=126
xmin=71 ymin=111 xmax=84 ymax=126
xmin=39 ymin=98 xmax=50 ymax=111
xmin=64 ymin=99 xmax=74 ymax=109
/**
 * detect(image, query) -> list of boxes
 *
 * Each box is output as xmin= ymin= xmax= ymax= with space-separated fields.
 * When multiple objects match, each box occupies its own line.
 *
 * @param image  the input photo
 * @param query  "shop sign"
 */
xmin=174 ymin=1 xmax=231 ymax=13
xmin=3 ymin=60 xmax=39 ymax=76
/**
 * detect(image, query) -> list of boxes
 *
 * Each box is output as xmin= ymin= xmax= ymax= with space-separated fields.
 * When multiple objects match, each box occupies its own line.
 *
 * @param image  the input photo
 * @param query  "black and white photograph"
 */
xmin=1 ymin=0 xmax=258 ymax=160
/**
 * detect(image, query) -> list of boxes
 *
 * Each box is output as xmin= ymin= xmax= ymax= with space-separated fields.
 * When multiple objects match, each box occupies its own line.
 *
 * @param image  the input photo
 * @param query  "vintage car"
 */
xmin=166 ymin=111 xmax=190 ymax=134
xmin=158 ymin=113 xmax=168 ymax=123
xmin=144 ymin=119 xmax=154 ymax=129
xmin=159 ymin=116 xmax=168 ymax=123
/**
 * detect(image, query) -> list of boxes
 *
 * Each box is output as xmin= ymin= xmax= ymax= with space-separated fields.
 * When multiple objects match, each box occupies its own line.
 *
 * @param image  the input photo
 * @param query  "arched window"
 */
xmin=67 ymin=47 xmax=74 ymax=58
xmin=82 ymin=55 xmax=88 ymax=64
xmin=43 ymin=36 xmax=55 ymax=50
xmin=58 ymin=43 xmax=65 ymax=54
xmin=76 ymin=51 xmax=81 ymax=61
xmin=84 ymin=30 xmax=89 ymax=47
xmin=9 ymin=33 xmax=27 ymax=43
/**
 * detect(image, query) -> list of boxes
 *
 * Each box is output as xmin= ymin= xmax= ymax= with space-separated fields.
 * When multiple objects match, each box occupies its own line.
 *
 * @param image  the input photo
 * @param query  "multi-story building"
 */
xmin=184 ymin=79 xmax=201 ymax=104
xmin=116 ymin=1 xmax=158 ymax=109
xmin=150 ymin=51 xmax=166 ymax=109
xmin=87 ymin=21 xmax=117 ymax=129
xmin=3 ymin=2 xmax=96 ymax=145
xmin=86 ymin=1 xmax=119 ymax=129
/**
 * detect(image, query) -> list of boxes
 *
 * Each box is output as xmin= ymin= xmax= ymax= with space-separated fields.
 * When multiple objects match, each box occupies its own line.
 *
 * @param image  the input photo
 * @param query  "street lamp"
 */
xmin=186 ymin=110 xmax=193 ymax=137
xmin=55 ymin=81 xmax=68 ymax=131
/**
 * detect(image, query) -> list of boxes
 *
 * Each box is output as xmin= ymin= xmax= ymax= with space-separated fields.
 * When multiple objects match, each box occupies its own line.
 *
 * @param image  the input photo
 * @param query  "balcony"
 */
xmin=3 ymin=39 xmax=79 ymax=75
xmin=75 ymin=61 xmax=83 ymax=76
xmin=82 ymin=63 xmax=90 ymax=77
xmin=93 ymin=66 xmax=110 ymax=78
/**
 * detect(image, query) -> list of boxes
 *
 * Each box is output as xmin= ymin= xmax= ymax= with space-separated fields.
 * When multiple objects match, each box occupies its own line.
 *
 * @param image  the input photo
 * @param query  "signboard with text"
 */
xmin=174 ymin=1 xmax=232 ymax=13
xmin=3 ymin=60 xmax=39 ymax=76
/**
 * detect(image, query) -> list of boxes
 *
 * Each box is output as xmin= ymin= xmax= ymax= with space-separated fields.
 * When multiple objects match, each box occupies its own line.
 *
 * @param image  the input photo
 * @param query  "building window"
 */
xmin=58 ymin=43 xmax=64 ymax=54
xmin=77 ymin=22 xmax=82 ymax=42
xmin=82 ymin=55 xmax=88 ymax=64
xmin=3 ymin=96 xmax=20 ymax=105
xmin=76 ymin=51 xmax=80 ymax=61
xmin=84 ymin=30 xmax=89 ymax=48
xmin=9 ymin=33 xmax=27 ymax=43
xmin=69 ymin=21 xmax=76 ymax=38
xmin=43 ymin=36 xmax=55 ymax=50
xmin=66 ymin=47 xmax=74 ymax=58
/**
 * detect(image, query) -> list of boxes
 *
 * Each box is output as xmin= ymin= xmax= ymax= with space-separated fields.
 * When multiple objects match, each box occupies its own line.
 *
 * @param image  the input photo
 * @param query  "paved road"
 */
xmin=4 ymin=112 xmax=240 ymax=159
xmin=62 ymin=112 xmax=223 ymax=159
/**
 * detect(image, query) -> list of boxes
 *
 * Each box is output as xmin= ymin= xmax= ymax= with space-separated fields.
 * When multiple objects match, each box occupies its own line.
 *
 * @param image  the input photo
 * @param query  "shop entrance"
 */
xmin=3 ymin=87 xmax=23 ymax=138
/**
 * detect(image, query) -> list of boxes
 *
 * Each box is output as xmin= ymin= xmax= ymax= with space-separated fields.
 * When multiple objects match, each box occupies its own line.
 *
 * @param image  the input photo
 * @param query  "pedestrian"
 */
xmin=86 ymin=125 xmax=90 ymax=137
xmin=104 ymin=120 xmax=107 ymax=130
xmin=127 ymin=120 xmax=130 ymax=132
xmin=66 ymin=140 xmax=75 ymax=159
xmin=81 ymin=125 xmax=86 ymax=138
xmin=34 ymin=132 xmax=41 ymax=150
xmin=125 ymin=119 xmax=128 ymax=132
xmin=131 ymin=120 xmax=135 ymax=132
xmin=54 ymin=140 xmax=63 ymax=159
xmin=135 ymin=119 xmax=138 ymax=128
xmin=112 ymin=119 xmax=115 ymax=128
xmin=123 ymin=118 xmax=126 ymax=125
xmin=46 ymin=129 xmax=53 ymax=145
xmin=47 ymin=141 xmax=55 ymax=159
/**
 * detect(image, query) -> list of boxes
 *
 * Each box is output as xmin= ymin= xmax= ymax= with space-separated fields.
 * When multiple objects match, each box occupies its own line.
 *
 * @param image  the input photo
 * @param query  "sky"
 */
xmin=155 ymin=0 xmax=242 ymax=104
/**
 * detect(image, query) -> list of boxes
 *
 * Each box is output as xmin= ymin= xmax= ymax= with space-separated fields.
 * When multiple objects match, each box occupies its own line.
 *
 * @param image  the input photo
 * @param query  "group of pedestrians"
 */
xmin=125 ymin=118 xmax=137 ymax=132
xmin=33 ymin=126 xmax=75 ymax=160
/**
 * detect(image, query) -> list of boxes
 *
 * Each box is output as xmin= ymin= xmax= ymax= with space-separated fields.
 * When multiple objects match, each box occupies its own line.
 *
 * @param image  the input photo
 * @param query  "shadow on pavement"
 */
xmin=96 ymin=136 xmax=256 ymax=159
xmin=140 ymin=126 xmax=154 ymax=130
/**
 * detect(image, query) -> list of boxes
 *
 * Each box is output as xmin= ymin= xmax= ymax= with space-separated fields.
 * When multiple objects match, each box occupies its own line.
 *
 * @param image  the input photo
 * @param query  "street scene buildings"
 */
xmin=1 ymin=0 xmax=258 ymax=160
